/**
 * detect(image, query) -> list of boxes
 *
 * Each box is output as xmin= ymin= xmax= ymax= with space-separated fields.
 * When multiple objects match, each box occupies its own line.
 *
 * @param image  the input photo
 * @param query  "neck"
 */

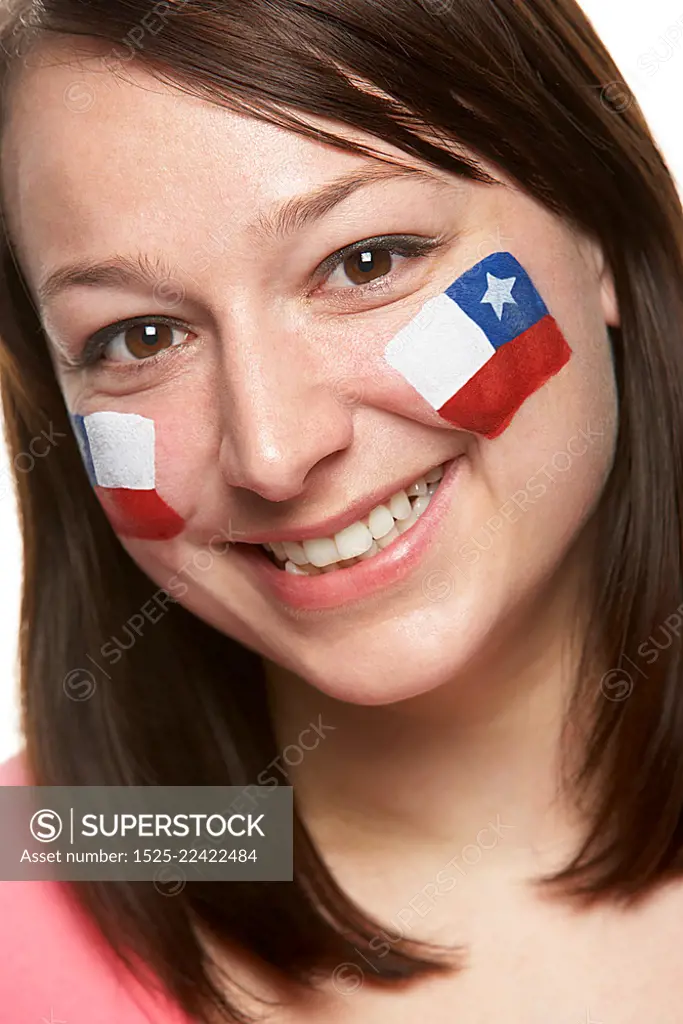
xmin=264 ymin=545 xmax=597 ymax=889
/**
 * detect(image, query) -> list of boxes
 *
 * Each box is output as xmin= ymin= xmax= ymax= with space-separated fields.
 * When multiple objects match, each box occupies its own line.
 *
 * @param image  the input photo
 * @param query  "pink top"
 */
xmin=0 ymin=749 xmax=193 ymax=1023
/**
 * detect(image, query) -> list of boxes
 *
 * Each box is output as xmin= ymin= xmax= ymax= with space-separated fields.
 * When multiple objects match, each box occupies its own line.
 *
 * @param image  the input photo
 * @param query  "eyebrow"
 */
xmin=35 ymin=163 xmax=448 ymax=306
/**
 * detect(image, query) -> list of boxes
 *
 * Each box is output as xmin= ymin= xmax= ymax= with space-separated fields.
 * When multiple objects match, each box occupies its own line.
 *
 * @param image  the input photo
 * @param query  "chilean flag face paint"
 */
xmin=70 ymin=411 xmax=185 ymax=540
xmin=384 ymin=251 xmax=572 ymax=438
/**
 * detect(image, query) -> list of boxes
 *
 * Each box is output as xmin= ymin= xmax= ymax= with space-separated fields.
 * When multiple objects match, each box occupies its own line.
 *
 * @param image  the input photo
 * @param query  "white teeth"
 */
xmin=367 ymin=504 xmax=396 ymax=540
xmin=285 ymin=561 xmax=309 ymax=575
xmin=376 ymin=525 xmax=400 ymax=549
xmin=388 ymin=491 xmax=412 ymax=520
xmin=396 ymin=510 xmax=418 ymax=534
xmin=412 ymin=495 xmax=432 ymax=518
xmin=262 ymin=462 xmax=447 ymax=572
xmin=425 ymin=465 xmax=444 ymax=483
xmin=358 ymin=540 xmax=379 ymax=560
xmin=282 ymin=540 xmax=309 ymax=566
xmin=406 ymin=477 xmax=428 ymax=497
xmin=285 ymin=560 xmax=322 ymax=576
xmin=302 ymin=536 xmax=339 ymax=568
xmin=334 ymin=521 xmax=374 ymax=559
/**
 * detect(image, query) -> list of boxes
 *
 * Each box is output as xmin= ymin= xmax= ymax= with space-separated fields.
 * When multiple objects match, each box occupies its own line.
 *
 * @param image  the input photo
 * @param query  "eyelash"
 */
xmin=74 ymin=233 xmax=447 ymax=370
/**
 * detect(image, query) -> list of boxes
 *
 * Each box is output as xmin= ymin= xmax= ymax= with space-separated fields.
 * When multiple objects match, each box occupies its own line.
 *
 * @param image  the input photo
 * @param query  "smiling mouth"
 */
xmin=259 ymin=462 xmax=447 ymax=576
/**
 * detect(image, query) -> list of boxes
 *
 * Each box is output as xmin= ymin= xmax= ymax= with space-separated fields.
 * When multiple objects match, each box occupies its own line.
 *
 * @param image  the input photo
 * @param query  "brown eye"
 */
xmin=341 ymin=248 xmax=394 ymax=286
xmin=125 ymin=323 xmax=175 ymax=359
xmin=103 ymin=322 xmax=191 ymax=363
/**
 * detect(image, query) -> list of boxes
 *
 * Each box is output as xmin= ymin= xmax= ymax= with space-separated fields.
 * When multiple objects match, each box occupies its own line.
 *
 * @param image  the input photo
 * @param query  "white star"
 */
xmin=480 ymin=272 xmax=517 ymax=320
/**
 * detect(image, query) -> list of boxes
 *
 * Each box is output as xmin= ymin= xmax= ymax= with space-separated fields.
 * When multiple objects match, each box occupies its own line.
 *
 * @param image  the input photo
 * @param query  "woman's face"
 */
xmin=2 ymin=41 xmax=619 ymax=704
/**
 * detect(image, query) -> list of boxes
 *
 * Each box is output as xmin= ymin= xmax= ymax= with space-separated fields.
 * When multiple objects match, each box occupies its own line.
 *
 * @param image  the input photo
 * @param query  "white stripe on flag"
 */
xmin=84 ymin=411 xmax=156 ymax=490
xmin=384 ymin=292 xmax=495 ymax=409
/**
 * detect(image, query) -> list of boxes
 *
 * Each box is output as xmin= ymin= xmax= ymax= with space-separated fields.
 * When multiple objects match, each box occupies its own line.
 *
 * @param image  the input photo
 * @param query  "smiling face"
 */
xmin=1 ymin=39 xmax=619 ymax=704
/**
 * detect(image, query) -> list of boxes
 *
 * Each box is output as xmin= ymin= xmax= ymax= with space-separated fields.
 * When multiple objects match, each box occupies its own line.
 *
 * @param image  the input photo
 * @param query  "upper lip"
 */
xmin=231 ymin=456 xmax=460 ymax=545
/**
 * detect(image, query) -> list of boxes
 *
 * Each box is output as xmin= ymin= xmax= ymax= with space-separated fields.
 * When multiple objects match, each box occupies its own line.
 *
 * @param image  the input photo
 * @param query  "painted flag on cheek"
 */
xmin=70 ymin=410 xmax=185 ymax=540
xmin=383 ymin=251 xmax=572 ymax=438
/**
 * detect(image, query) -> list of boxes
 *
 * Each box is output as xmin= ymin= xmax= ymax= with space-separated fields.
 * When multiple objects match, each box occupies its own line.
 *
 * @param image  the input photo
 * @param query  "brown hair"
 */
xmin=1 ymin=1 xmax=683 ymax=1020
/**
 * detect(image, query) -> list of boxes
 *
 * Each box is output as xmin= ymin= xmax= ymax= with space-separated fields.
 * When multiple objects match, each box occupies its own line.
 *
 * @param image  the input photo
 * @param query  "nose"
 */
xmin=217 ymin=312 xmax=355 ymax=503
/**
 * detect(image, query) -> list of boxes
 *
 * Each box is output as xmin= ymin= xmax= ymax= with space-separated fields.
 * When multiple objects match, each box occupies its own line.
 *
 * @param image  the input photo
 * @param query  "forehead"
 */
xmin=1 ymin=38 xmax=451 ymax=294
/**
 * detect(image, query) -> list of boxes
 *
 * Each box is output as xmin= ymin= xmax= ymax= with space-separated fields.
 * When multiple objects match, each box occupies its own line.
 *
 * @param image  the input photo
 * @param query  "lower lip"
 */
xmin=234 ymin=455 xmax=466 ymax=611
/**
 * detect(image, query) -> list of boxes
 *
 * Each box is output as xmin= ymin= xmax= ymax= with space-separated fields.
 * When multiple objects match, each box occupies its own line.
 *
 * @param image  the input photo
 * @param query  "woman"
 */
xmin=1 ymin=0 xmax=682 ymax=1020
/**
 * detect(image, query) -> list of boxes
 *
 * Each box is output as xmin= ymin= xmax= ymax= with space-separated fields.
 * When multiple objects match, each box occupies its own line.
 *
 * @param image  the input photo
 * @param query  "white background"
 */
xmin=1 ymin=2 xmax=682 ymax=761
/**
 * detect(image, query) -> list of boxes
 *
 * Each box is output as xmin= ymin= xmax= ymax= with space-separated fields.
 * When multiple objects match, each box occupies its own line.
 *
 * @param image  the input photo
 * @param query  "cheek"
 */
xmin=474 ymin=236 xmax=619 ymax=512
xmin=464 ymin=340 xmax=618 ymax=590
xmin=382 ymin=250 xmax=572 ymax=439
xmin=70 ymin=409 xmax=190 ymax=541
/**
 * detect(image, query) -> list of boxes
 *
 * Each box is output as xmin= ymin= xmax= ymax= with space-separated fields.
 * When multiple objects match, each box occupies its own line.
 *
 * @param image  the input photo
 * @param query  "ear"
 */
xmin=600 ymin=265 xmax=620 ymax=328
xmin=595 ymin=244 xmax=620 ymax=328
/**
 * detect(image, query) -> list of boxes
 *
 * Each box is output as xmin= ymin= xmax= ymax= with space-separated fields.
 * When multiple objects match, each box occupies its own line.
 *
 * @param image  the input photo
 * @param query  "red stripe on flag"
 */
xmin=95 ymin=488 xmax=185 ymax=540
xmin=437 ymin=315 xmax=571 ymax=439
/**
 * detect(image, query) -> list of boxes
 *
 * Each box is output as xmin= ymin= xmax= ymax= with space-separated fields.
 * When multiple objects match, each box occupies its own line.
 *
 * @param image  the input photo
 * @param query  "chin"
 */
xmin=271 ymin=604 xmax=490 ymax=707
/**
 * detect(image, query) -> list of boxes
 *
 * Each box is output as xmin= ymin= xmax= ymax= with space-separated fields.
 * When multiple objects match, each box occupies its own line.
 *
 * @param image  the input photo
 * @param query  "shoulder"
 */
xmin=0 ymin=747 xmax=190 ymax=1022
xmin=0 ymin=746 xmax=30 ymax=785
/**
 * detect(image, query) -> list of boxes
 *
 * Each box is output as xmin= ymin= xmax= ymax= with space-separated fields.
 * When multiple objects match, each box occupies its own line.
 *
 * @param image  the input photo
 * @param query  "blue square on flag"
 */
xmin=445 ymin=251 xmax=549 ymax=349
xmin=70 ymin=413 xmax=97 ymax=487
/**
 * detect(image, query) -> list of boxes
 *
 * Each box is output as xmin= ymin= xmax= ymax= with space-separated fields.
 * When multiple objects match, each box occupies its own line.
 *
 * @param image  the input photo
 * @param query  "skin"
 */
xmin=8 ymin=36 xmax=681 ymax=1024
xmin=2 ymin=39 xmax=619 ymax=701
